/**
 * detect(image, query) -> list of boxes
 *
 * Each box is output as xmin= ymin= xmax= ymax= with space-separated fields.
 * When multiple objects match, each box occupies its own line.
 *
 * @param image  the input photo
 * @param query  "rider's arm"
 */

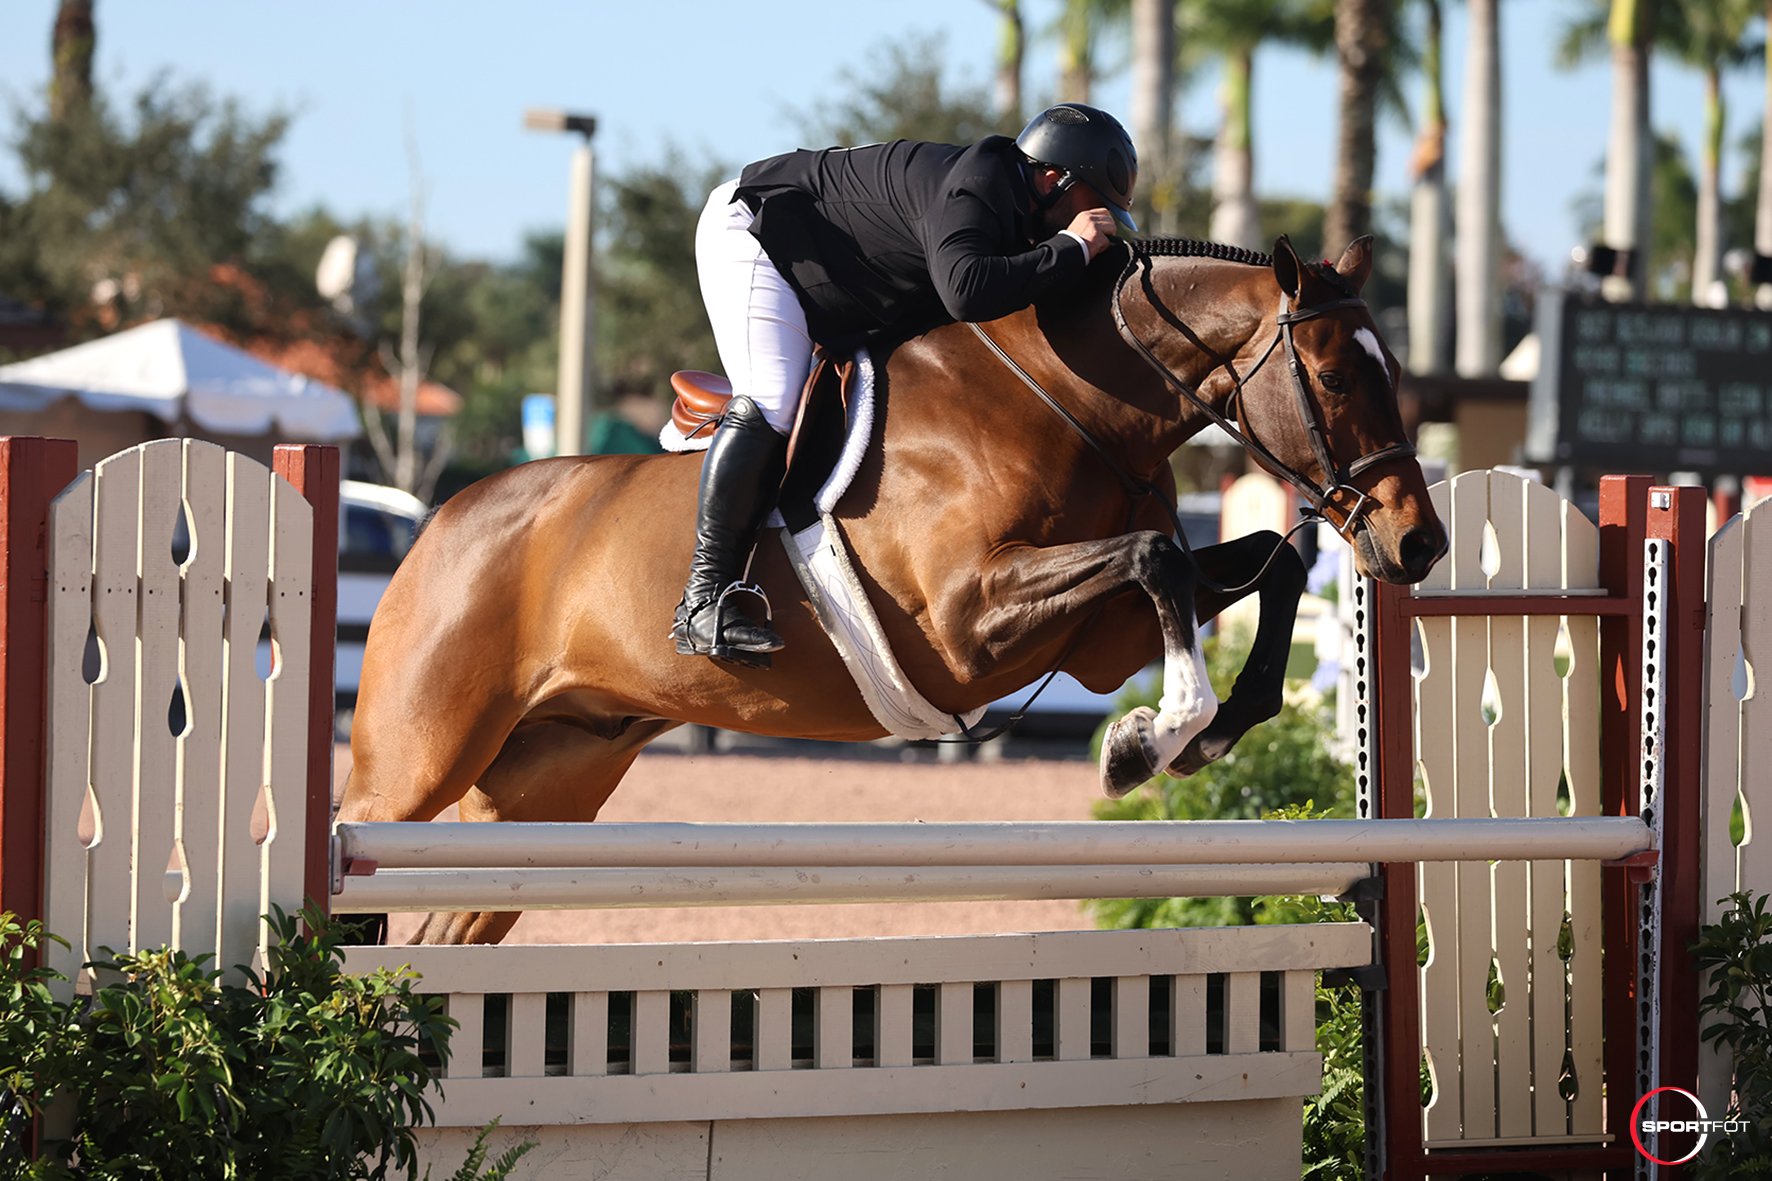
xmin=922 ymin=180 xmax=1091 ymax=323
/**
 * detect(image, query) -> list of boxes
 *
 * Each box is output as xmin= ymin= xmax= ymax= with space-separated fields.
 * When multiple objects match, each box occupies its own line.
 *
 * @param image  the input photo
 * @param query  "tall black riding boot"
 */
xmin=673 ymin=395 xmax=790 ymax=668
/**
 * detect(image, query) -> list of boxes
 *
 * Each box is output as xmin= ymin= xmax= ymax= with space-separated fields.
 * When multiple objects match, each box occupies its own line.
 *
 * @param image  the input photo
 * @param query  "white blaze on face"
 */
xmin=1352 ymin=327 xmax=1392 ymax=388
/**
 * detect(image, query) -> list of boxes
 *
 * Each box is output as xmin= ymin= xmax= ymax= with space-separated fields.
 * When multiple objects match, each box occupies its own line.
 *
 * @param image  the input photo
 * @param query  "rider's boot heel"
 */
xmin=673 ymin=396 xmax=789 ymax=667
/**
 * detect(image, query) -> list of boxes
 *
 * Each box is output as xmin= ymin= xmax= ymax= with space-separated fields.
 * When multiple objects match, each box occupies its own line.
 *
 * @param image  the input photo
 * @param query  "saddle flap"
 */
xmin=669 ymin=371 xmax=733 ymax=441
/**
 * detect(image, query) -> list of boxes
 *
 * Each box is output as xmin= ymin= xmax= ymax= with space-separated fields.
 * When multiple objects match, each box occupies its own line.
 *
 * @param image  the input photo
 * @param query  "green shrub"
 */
xmin=1691 ymin=890 xmax=1772 ymax=1177
xmin=0 ymin=906 xmax=532 ymax=1181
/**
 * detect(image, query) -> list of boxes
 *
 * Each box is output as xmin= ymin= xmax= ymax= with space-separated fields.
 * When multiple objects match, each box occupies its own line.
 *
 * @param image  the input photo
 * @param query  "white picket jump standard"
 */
xmin=334 ymin=816 xmax=1652 ymax=870
xmin=331 ymin=861 xmax=1375 ymax=913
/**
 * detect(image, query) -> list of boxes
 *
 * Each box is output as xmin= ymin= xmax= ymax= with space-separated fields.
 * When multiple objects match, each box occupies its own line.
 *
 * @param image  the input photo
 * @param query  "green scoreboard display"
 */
xmin=1528 ymin=289 xmax=1772 ymax=473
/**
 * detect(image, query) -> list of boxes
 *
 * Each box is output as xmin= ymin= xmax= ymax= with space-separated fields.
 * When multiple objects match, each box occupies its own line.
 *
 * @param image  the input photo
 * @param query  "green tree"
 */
xmin=795 ymin=35 xmax=1002 ymax=147
xmin=0 ymin=78 xmax=291 ymax=333
xmin=1666 ymin=0 xmax=1761 ymax=303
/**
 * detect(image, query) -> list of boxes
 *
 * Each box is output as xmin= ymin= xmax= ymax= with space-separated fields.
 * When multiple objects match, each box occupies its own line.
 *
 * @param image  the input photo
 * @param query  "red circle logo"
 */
xmin=1631 ymin=1086 xmax=1709 ymax=1166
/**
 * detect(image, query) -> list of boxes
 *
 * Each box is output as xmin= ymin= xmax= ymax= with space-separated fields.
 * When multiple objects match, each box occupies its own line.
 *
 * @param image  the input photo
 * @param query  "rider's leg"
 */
xmin=673 ymin=181 xmax=810 ymax=666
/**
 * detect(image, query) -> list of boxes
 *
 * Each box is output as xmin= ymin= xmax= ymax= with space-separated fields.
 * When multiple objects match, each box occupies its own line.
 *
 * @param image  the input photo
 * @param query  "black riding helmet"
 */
xmin=1015 ymin=104 xmax=1139 ymax=233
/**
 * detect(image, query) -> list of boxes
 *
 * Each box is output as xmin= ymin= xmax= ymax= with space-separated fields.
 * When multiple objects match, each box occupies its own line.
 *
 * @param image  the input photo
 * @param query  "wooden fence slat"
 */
xmin=1454 ymin=613 xmax=1496 ymax=1140
xmin=1057 ymin=976 xmax=1091 ymax=1061
xmin=1488 ymin=605 xmax=1532 ymax=1142
xmin=42 ymin=472 xmax=93 ymax=995
xmin=816 ymin=985 xmax=853 ymax=1069
xmin=218 ymin=456 xmax=270 ymax=974
xmin=1281 ymin=970 xmax=1314 ymax=1053
xmin=937 ymin=981 xmax=972 ymax=1065
xmin=997 ymin=979 xmax=1033 ymax=1064
xmin=1563 ymin=505 xmax=1607 ymax=1139
xmin=87 ymin=449 xmax=140 ymax=966
xmin=1527 ymin=623 xmax=1570 ymax=1139
xmin=1418 ymin=612 xmax=1460 ymax=1143
xmin=1699 ymin=516 xmax=1746 ymax=1125
xmin=569 ymin=991 xmax=608 ymax=1076
xmin=509 ymin=992 xmax=546 ymax=1078
xmin=695 ymin=989 xmax=732 ymax=1073
xmin=1171 ymin=975 xmax=1206 ymax=1057
xmin=174 ymin=441 xmax=227 ymax=965
xmin=261 ymin=476 xmax=312 ymax=933
xmin=1113 ymin=975 xmax=1149 ymax=1060
xmin=446 ymin=994 xmax=484 ymax=1080
xmin=632 ymin=989 xmax=671 ymax=1075
xmin=1225 ymin=971 xmax=1260 ymax=1055
xmin=876 ymin=984 xmax=914 ymax=1068
xmin=132 ymin=441 xmax=183 ymax=955
xmin=756 ymin=987 xmax=792 ymax=1071
xmin=1737 ymin=503 xmax=1772 ymax=905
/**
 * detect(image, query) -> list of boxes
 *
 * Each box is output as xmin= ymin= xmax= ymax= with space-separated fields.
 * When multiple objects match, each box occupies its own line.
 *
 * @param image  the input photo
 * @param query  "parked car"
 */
xmin=334 ymin=481 xmax=427 ymax=729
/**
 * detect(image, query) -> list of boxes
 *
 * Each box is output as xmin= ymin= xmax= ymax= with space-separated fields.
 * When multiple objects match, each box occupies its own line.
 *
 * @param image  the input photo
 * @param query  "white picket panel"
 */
xmin=176 ymin=442 xmax=228 ymax=959
xmin=1699 ymin=500 xmax=1772 ymax=1121
xmin=262 ymin=475 xmax=313 ymax=927
xmin=1412 ymin=471 xmax=1607 ymax=1147
xmin=35 ymin=441 xmax=313 ymax=997
xmin=41 ymin=472 xmax=94 ymax=988
xmin=342 ymin=923 xmax=1366 ymax=1128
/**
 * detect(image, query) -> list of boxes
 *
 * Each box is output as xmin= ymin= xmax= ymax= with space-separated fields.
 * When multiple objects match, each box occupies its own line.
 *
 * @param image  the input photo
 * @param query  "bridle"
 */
xmin=1109 ymin=247 xmax=1417 ymax=539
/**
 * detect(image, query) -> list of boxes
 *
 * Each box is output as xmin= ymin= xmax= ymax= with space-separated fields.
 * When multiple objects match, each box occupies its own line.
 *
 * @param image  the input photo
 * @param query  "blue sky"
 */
xmin=0 ymin=1 xmax=1763 ymax=274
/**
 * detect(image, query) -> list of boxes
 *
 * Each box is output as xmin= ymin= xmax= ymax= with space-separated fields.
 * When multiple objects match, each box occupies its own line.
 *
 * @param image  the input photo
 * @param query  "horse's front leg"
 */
xmin=953 ymin=530 xmax=1215 ymax=798
xmin=1167 ymin=530 xmax=1309 ymax=778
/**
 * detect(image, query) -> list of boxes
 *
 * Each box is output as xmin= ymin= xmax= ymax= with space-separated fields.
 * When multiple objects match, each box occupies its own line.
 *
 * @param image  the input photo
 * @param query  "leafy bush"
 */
xmin=0 ymin=906 xmax=532 ymax=1181
xmin=1691 ymin=890 xmax=1772 ymax=1177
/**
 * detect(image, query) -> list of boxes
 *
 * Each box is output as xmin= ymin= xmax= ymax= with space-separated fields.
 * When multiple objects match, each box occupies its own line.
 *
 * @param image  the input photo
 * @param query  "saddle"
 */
xmin=669 ymin=358 xmax=857 ymax=532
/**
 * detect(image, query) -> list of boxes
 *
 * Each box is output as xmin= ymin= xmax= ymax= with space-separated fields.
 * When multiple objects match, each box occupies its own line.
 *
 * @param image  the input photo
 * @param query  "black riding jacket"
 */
xmin=734 ymin=136 xmax=1089 ymax=348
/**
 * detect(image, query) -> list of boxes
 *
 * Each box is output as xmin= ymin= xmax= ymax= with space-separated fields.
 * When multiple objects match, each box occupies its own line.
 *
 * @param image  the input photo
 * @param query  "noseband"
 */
xmin=1109 ymin=249 xmax=1417 ymax=539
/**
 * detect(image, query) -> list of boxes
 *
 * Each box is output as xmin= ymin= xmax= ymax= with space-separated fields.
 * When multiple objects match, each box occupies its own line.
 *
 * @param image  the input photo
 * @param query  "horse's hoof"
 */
xmin=1167 ymin=732 xmax=1229 ymax=778
xmin=1100 ymin=706 xmax=1163 ymax=798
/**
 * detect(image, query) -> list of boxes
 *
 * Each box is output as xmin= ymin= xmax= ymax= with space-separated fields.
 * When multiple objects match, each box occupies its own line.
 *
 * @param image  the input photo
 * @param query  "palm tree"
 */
xmin=1668 ymin=0 xmax=1758 ymax=305
xmin=1758 ymin=1 xmax=1772 ymax=308
xmin=1059 ymin=0 xmax=1099 ymax=101
xmin=1557 ymin=0 xmax=1670 ymax=302
xmin=1187 ymin=0 xmax=1332 ymax=250
xmin=979 ymin=0 xmax=1025 ymax=129
xmin=1408 ymin=0 xmax=1451 ymax=375
xmin=1325 ymin=0 xmax=1391 ymax=255
xmin=1129 ymin=0 xmax=1178 ymax=229
xmin=1456 ymin=0 xmax=1502 ymax=376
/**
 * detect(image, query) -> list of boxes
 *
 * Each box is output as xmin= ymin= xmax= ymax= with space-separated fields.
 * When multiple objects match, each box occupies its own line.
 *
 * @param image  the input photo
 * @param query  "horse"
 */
xmin=337 ymin=233 xmax=1447 ymax=945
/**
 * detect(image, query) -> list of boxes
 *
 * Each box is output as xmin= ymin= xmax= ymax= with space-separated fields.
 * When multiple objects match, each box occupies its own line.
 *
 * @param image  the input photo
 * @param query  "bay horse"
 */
xmin=338 ymin=234 xmax=1446 ymax=945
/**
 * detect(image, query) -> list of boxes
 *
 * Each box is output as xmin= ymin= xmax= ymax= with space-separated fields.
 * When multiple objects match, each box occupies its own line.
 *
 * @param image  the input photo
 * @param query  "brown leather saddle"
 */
xmin=669 ymin=358 xmax=859 ymax=531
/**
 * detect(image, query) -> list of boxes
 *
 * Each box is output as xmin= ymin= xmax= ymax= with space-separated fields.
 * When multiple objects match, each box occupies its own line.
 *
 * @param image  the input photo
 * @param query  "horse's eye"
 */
xmin=1319 ymin=371 xmax=1347 ymax=392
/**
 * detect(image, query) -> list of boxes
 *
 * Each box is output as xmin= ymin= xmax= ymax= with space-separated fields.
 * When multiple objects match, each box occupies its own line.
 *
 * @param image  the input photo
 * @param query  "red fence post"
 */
xmin=1648 ymin=486 xmax=1707 ymax=1137
xmin=1372 ymin=577 xmax=1426 ymax=1181
xmin=1598 ymin=474 xmax=1649 ymax=1179
xmin=0 ymin=437 xmax=79 ymax=931
xmin=272 ymin=445 xmax=339 ymax=917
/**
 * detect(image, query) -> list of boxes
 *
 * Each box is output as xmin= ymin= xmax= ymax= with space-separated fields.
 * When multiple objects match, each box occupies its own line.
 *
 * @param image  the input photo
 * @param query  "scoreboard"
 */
xmin=1527 ymin=288 xmax=1772 ymax=473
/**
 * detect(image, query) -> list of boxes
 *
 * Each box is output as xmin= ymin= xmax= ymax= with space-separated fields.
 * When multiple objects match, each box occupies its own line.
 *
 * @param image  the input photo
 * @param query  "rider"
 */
xmin=675 ymin=103 xmax=1139 ymax=668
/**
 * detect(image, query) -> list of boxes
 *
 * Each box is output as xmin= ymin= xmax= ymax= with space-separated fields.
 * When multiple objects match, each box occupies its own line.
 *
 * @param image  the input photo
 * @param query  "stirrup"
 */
xmin=673 ymin=582 xmax=782 ymax=669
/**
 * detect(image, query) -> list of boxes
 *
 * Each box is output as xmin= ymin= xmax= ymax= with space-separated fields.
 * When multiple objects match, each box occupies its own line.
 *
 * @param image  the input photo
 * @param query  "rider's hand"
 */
xmin=1066 ymin=207 xmax=1118 ymax=259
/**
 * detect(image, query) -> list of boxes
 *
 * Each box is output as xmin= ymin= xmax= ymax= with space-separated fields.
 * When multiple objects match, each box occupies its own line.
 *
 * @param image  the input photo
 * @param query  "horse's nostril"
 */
xmin=1399 ymin=526 xmax=1446 ymax=576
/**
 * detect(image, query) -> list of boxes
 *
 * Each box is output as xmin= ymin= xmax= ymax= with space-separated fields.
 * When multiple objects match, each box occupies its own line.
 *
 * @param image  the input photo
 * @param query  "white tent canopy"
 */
xmin=0 ymin=318 xmax=361 ymax=442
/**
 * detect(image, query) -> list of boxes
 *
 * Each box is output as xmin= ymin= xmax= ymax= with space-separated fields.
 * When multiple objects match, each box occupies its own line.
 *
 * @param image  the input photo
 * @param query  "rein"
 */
xmin=1109 ymin=245 xmax=1417 ymax=538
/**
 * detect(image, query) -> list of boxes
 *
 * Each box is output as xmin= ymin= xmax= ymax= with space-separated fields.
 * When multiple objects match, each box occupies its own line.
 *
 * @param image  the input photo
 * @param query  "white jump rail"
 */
xmin=330 ymin=817 xmax=1652 ymax=913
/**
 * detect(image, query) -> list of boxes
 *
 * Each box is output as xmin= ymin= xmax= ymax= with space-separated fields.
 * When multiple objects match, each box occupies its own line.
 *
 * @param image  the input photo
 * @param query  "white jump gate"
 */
xmin=37 ymin=438 xmax=315 ymax=992
xmin=15 ymin=441 xmax=1764 ymax=1180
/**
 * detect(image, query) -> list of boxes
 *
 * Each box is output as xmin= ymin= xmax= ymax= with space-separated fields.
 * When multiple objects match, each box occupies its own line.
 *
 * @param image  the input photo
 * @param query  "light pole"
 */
xmin=525 ymin=107 xmax=597 ymax=457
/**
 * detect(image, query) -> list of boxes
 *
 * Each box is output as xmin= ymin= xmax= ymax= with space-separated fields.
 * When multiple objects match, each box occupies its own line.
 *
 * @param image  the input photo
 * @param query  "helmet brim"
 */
xmin=1111 ymin=205 xmax=1139 ymax=234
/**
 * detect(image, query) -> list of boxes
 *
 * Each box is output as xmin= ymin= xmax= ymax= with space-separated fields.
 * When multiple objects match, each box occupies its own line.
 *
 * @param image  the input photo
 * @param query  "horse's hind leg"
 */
xmin=407 ymin=717 xmax=680 ymax=945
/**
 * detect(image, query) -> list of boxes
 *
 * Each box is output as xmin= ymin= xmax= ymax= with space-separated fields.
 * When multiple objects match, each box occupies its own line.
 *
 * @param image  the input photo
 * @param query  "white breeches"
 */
xmin=695 ymin=179 xmax=813 ymax=437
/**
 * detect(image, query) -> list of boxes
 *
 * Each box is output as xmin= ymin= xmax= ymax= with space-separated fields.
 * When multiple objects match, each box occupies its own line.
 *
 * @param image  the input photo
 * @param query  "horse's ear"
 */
xmin=1334 ymin=235 xmax=1375 ymax=293
xmin=1271 ymin=235 xmax=1303 ymax=299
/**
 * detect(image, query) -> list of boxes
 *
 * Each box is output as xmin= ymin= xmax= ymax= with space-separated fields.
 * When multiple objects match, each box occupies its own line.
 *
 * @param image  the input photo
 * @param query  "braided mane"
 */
xmin=1129 ymin=237 xmax=1272 ymax=268
xmin=1126 ymin=236 xmax=1359 ymax=298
